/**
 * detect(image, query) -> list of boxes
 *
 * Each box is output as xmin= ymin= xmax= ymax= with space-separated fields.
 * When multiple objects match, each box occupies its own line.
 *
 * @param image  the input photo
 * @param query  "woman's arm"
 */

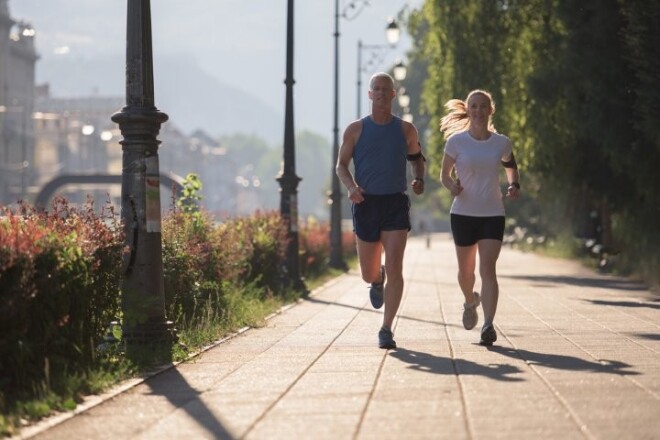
xmin=501 ymin=151 xmax=520 ymax=198
xmin=441 ymin=153 xmax=463 ymax=196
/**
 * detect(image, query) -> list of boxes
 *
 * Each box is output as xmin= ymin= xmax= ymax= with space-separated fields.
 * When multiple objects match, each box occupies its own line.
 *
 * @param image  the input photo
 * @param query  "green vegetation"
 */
xmin=0 ymin=176 xmax=356 ymax=437
xmin=402 ymin=0 xmax=660 ymax=288
xmin=0 ymin=198 xmax=126 ymax=436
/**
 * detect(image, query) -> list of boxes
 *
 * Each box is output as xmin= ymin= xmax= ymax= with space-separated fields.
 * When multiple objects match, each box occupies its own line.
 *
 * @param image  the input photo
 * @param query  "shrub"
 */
xmin=299 ymin=217 xmax=356 ymax=278
xmin=0 ymin=198 xmax=123 ymax=409
xmin=0 ymin=177 xmax=349 ymax=433
xmin=162 ymin=206 xmax=288 ymax=328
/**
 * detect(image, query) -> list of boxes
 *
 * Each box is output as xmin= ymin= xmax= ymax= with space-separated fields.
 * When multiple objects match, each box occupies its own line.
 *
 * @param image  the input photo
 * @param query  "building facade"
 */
xmin=0 ymin=0 xmax=248 ymax=216
xmin=0 ymin=0 xmax=38 ymax=205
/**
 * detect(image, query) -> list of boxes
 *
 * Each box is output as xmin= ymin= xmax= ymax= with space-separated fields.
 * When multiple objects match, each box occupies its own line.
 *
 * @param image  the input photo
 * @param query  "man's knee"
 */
xmin=361 ymin=267 xmax=382 ymax=284
xmin=359 ymin=256 xmax=382 ymax=283
xmin=361 ymin=271 xmax=374 ymax=283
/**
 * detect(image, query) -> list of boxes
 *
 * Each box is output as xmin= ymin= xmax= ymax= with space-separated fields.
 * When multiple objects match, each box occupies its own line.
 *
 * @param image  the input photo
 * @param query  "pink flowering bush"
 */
xmin=0 ymin=198 xmax=123 ymax=403
xmin=299 ymin=218 xmax=356 ymax=277
xmin=161 ymin=209 xmax=289 ymax=323
xmin=0 ymin=190 xmax=351 ymax=424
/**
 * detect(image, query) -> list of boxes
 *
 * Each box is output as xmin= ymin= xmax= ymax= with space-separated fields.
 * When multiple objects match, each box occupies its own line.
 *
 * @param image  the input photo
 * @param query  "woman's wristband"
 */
xmin=413 ymin=177 xmax=424 ymax=183
xmin=509 ymin=182 xmax=520 ymax=190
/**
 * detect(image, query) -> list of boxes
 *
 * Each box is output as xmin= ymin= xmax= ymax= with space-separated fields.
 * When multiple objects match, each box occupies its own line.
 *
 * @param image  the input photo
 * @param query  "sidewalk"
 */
xmin=21 ymin=234 xmax=660 ymax=439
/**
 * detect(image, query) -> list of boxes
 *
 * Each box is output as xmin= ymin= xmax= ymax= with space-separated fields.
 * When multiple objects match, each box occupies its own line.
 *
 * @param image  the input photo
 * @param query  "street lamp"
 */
xmin=328 ymin=0 xmax=359 ymax=269
xmin=330 ymin=0 xmax=401 ymax=270
xmin=393 ymin=59 xmax=407 ymax=81
xmin=399 ymin=82 xmax=413 ymax=124
xmin=276 ymin=0 xmax=305 ymax=290
xmin=356 ymin=35 xmax=401 ymax=119
xmin=397 ymin=87 xmax=411 ymax=109
xmin=111 ymin=0 xmax=174 ymax=362
xmin=385 ymin=17 xmax=401 ymax=45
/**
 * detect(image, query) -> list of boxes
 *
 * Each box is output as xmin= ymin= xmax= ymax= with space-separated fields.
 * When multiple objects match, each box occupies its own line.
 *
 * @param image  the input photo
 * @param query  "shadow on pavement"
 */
xmin=487 ymin=346 xmax=640 ymax=376
xmin=146 ymin=368 xmax=234 ymax=439
xmin=304 ymin=296 xmax=462 ymax=328
xmin=501 ymin=274 xmax=647 ymax=291
xmin=630 ymin=333 xmax=660 ymax=341
xmin=389 ymin=348 xmax=524 ymax=382
xmin=585 ymin=299 xmax=660 ymax=310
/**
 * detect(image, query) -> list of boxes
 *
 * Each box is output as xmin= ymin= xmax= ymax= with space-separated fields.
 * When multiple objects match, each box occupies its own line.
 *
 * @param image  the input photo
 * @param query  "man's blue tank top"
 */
xmin=353 ymin=116 xmax=407 ymax=195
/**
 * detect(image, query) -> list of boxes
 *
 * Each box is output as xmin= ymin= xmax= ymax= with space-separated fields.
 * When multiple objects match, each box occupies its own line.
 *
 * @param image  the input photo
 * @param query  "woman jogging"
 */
xmin=439 ymin=89 xmax=520 ymax=346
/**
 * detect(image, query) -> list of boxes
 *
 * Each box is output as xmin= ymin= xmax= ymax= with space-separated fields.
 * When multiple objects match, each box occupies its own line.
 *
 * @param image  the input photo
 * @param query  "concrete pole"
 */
xmin=111 ymin=0 xmax=174 ymax=362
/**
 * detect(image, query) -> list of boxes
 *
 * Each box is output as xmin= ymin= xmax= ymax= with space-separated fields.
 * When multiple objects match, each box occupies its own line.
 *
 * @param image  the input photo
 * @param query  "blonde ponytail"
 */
xmin=439 ymin=99 xmax=469 ymax=139
xmin=439 ymin=90 xmax=497 ymax=139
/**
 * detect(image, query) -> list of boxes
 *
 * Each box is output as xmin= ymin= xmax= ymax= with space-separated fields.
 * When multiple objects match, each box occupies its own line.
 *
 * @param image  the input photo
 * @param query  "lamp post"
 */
xmin=399 ymin=86 xmax=413 ymax=123
xmin=277 ymin=0 xmax=305 ymax=290
xmin=328 ymin=0 xmax=349 ymax=269
xmin=393 ymin=59 xmax=408 ymax=81
xmin=329 ymin=0 xmax=395 ymax=270
xmin=386 ymin=17 xmax=401 ymax=44
xmin=111 ymin=0 xmax=174 ymax=362
xmin=20 ymin=103 xmax=27 ymax=200
xmin=397 ymin=87 xmax=411 ymax=109
xmin=356 ymin=36 xmax=403 ymax=119
xmin=0 ymin=102 xmax=30 ymax=202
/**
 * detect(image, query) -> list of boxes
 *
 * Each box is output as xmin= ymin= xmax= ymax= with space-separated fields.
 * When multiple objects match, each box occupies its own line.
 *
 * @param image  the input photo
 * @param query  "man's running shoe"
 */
xmin=378 ymin=327 xmax=397 ymax=349
xmin=480 ymin=324 xmax=497 ymax=346
xmin=369 ymin=265 xmax=385 ymax=309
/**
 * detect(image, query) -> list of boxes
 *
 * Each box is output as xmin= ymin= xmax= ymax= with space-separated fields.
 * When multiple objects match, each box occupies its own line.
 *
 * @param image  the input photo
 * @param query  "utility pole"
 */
xmin=277 ymin=0 xmax=305 ymax=291
xmin=111 ymin=0 xmax=174 ymax=362
xmin=328 ymin=0 xmax=348 ymax=270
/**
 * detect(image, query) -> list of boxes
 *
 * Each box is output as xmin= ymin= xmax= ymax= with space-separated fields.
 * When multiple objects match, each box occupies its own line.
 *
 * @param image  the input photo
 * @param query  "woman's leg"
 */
xmin=455 ymin=244 xmax=478 ymax=304
xmin=477 ymin=239 xmax=503 ymax=326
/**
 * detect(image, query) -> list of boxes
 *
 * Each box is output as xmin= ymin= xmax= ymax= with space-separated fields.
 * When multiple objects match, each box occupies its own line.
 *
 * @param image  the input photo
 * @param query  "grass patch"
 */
xmin=1 ymin=263 xmax=352 ymax=437
xmin=173 ymin=281 xmax=294 ymax=359
xmin=0 ymin=357 xmax=136 ymax=437
xmin=304 ymin=256 xmax=357 ymax=291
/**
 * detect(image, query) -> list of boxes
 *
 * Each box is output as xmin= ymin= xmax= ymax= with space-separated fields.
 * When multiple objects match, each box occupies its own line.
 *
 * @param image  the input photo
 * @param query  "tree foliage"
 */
xmin=406 ymin=0 xmax=660 ymax=284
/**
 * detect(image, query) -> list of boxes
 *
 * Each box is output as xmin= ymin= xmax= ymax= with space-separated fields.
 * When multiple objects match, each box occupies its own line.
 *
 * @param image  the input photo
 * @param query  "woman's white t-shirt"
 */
xmin=444 ymin=131 xmax=513 ymax=217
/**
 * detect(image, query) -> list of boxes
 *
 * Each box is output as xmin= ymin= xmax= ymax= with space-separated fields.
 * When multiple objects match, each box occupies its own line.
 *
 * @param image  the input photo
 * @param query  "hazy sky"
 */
xmin=9 ymin=0 xmax=423 ymax=143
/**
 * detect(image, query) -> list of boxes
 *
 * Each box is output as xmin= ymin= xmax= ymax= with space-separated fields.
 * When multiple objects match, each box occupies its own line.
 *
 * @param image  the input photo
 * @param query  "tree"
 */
xmin=406 ymin=0 xmax=660 ymax=284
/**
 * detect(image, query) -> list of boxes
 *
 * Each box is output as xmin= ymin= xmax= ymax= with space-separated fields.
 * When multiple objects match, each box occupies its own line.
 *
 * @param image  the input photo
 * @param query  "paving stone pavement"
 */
xmin=18 ymin=233 xmax=660 ymax=440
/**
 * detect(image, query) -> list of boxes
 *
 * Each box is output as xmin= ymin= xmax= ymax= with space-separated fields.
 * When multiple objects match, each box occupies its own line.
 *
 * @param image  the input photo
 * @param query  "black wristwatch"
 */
xmin=414 ymin=177 xmax=424 ymax=183
xmin=509 ymin=182 xmax=520 ymax=189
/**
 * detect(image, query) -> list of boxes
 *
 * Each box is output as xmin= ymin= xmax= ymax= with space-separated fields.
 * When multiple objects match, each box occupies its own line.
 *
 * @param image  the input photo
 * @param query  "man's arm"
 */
xmin=336 ymin=121 xmax=364 ymax=202
xmin=403 ymin=122 xmax=425 ymax=195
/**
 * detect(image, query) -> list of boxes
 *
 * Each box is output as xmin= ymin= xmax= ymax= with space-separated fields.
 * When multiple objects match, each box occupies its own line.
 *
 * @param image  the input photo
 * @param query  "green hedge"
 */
xmin=0 ymin=199 xmax=123 ymax=407
xmin=1 ymin=198 xmax=354 ymax=418
xmin=161 ymin=210 xmax=290 ymax=324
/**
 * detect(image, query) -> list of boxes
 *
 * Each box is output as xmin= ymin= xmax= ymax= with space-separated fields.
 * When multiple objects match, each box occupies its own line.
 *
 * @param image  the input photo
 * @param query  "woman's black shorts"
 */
xmin=352 ymin=193 xmax=411 ymax=242
xmin=450 ymin=214 xmax=505 ymax=247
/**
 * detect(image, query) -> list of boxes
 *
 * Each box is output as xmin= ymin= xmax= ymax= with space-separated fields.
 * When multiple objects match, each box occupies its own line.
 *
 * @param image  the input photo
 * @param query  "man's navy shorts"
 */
xmin=352 ymin=193 xmax=411 ymax=242
xmin=450 ymin=213 xmax=505 ymax=247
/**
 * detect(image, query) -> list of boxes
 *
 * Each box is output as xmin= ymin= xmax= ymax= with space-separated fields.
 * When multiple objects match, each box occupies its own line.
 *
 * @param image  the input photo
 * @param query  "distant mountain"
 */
xmin=36 ymin=53 xmax=284 ymax=145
